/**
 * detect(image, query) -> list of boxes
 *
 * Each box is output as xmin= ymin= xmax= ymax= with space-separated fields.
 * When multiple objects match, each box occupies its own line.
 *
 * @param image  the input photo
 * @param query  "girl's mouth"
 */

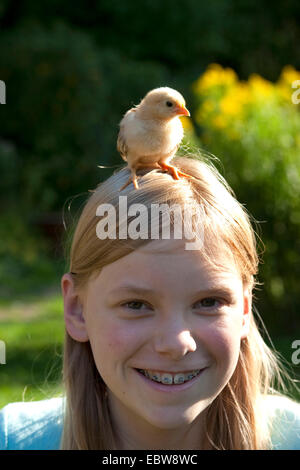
xmin=135 ymin=368 xmax=203 ymax=385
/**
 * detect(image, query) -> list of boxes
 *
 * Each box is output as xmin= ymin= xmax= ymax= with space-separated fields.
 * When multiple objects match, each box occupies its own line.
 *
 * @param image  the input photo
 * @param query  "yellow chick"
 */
xmin=117 ymin=87 xmax=192 ymax=190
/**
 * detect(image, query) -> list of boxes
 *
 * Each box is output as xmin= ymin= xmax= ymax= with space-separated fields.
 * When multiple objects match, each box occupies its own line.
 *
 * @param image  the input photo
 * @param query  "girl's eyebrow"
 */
xmin=194 ymin=287 xmax=237 ymax=300
xmin=107 ymin=284 xmax=236 ymax=299
xmin=108 ymin=285 xmax=156 ymax=298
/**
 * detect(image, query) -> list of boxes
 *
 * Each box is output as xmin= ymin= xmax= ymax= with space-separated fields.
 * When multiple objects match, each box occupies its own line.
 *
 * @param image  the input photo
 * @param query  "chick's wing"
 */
xmin=117 ymin=127 xmax=128 ymax=162
xmin=117 ymin=108 xmax=138 ymax=162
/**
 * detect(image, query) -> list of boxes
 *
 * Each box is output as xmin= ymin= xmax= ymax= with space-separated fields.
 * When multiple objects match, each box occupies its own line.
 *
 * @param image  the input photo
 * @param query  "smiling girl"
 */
xmin=1 ymin=156 xmax=299 ymax=450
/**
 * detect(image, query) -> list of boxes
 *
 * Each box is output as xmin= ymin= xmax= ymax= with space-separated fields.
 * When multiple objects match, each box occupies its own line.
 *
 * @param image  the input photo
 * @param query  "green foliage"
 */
xmin=0 ymin=1 xmax=299 ymax=213
xmin=0 ymin=22 xmax=168 ymax=212
xmin=0 ymin=139 xmax=19 ymax=207
xmin=192 ymin=64 xmax=300 ymax=335
xmin=0 ymin=294 xmax=64 ymax=409
xmin=0 ymin=212 xmax=63 ymax=300
xmin=2 ymin=0 xmax=299 ymax=78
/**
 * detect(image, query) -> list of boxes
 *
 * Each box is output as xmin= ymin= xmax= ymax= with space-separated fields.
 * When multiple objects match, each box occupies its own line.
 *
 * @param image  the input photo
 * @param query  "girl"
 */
xmin=1 ymin=156 xmax=299 ymax=450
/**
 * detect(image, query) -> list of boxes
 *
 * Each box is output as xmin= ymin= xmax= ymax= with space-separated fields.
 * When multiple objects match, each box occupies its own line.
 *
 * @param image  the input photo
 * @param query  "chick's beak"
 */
xmin=176 ymin=105 xmax=190 ymax=117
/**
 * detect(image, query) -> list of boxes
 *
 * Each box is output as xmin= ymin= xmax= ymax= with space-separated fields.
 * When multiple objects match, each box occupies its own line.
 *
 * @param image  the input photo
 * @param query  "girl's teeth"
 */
xmin=140 ymin=369 xmax=200 ymax=384
xmin=161 ymin=373 xmax=173 ymax=384
xmin=186 ymin=372 xmax=196 ymax=381
xmin=174 ymin=373 xmax=186 ymax=384
xmin=149 ymin=372 xmax=161 ymax=382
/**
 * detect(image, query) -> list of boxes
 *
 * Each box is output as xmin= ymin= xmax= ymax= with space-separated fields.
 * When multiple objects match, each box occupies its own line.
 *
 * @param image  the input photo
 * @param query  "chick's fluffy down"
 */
xmin=118 ymin=109 xmax=183 ymax=165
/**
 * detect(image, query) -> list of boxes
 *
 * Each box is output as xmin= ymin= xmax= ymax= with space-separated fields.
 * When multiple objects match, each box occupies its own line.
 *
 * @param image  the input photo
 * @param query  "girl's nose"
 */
xmin=154 ymin=325 xmax=197 ymax=360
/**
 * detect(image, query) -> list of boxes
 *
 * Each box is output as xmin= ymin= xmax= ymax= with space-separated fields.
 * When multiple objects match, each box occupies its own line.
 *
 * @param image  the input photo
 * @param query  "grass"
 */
xmin=0 ymin=216 xmax=67 ymax=409
xmin=0 ymin=290 xmax=65 ymax=409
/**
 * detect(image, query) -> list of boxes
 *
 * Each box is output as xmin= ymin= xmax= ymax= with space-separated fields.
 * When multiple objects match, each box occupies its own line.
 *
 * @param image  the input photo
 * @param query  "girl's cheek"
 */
xmin=94 ymin=319 xmax=143 ymax=354
xmin=201 ymin=321 xmax=241 ymax=362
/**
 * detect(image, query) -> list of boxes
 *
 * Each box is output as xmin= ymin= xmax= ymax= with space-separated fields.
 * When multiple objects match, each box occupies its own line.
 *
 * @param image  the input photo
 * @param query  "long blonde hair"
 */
xmin=61 ymin=155 xmax=289 ymax=449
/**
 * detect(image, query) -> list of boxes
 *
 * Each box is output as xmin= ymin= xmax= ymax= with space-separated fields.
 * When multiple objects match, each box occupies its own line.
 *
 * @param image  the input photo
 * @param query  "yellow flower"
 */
xmin=193 ymin=63 xmax=237 ymax=93
xmin=219 ymin=83 xmax=250 ymax=117
xmin=276 ymin=66 xmax=300 ymax=104
xmin=279 ymin=65 xmax=300 ymax=85
xmin=220 ymin=95 xmax=241 ymax=116
xmin=217 ymin=82 xmax=250 ymax=121
xmin=276 ymin=83 xmax=292 ymax=102
xmin=248 ymin=74 xmax=274 ymax=98
xmin=212 ymin=115 xmax=227 ymax=129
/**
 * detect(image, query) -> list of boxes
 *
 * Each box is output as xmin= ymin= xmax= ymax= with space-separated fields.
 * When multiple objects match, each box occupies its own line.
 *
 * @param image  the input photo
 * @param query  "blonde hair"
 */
xmin=61 ymin=155 xmax=289 ymax=450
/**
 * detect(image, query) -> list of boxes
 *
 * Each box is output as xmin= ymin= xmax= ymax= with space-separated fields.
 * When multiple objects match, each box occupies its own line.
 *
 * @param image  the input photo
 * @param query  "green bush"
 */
xmin=0 ymin=22 xmax=168 ymax=213
xmin=0 ymin=212 xmax=63 ymax=300
xmin=190 ymin=64 xmax=300 ymax=335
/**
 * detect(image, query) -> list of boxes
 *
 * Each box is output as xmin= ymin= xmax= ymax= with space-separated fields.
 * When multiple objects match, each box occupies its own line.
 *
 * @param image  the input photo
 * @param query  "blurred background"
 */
xmin=0 ymin=0 xmax=299 ymax=407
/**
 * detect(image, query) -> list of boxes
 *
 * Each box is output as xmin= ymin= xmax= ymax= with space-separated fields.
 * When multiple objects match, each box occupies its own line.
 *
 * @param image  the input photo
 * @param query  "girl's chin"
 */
xmin=133 ymin=402 xmax=209 ymax=431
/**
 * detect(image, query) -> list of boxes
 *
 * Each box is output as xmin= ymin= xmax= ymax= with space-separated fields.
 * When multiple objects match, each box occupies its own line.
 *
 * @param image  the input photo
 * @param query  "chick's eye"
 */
xmin=166 ymin=101 xmax=173 ymax=107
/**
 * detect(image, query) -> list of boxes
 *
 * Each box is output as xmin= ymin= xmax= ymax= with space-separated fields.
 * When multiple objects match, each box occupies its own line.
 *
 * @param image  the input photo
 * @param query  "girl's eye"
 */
xmin=194 ymin=298 xmax=223 ymax=309
xmin=122 ymin=300 xmax=150 ymax=310
xmin=201 ymin=298 xmax=218 ymax=307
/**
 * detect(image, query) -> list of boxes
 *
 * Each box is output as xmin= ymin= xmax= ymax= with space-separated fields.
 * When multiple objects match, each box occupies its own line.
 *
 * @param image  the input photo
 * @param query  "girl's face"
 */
xmin=63 ymin=241 xmax=251 ymax=439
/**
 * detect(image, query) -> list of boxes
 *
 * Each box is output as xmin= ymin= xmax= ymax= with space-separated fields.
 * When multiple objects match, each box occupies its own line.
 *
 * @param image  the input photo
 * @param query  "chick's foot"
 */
xmin=159 ymin=162 xmax=193 ymax=181
xmin=119 ymin=176 xmax=139 ymax=191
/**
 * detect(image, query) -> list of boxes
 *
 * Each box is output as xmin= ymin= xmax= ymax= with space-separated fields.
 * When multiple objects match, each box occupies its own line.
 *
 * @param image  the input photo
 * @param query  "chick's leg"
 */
xmin=119 ymin=167 xmax=139 ymax=191
xmin=120 ymin=162 xmax=163 ymax=191
xmin=158 ymin=162 xmax=193 ymax=180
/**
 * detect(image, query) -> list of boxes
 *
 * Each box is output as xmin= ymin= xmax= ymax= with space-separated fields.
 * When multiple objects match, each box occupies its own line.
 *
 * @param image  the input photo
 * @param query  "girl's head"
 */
xmin=61 ymin=156 xmax=279 ymax=450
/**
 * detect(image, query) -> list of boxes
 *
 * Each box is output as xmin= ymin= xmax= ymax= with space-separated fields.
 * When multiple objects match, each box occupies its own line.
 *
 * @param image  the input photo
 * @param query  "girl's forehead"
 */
xmin=135 ymin=240 xmax=236 ymax=269
xmin=96 ymin=240 xmax=241 ymax=286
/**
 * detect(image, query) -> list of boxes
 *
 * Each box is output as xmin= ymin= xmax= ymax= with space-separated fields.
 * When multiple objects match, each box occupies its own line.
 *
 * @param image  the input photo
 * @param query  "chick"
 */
xmin=117 ymin=87 xmax=192 ymax=190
